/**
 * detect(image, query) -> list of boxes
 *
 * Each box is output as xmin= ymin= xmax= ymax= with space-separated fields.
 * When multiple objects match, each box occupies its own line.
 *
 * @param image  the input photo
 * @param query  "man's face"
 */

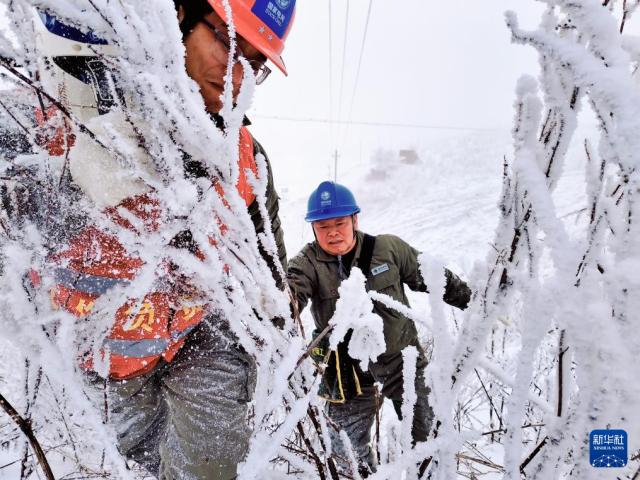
xmin=313 ymin=215 xmax=359 ymax=256
xmin=182 ymin=11 xmax=266 ymax=114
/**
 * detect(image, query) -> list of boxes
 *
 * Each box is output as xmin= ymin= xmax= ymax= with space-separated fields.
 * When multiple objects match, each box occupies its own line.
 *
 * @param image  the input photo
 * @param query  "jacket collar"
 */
xmin=313 ymin=230 xmax=365 ymax=263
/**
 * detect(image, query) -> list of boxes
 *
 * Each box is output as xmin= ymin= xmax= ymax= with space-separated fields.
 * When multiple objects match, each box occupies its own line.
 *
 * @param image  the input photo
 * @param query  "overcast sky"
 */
xmin=254 ymin=1 xmax=546 ymax=129
xmin=248 ymin=1 xmax=639 ymax=192
xmin=2 ymin=2 xmax=638 ymax=191
xmin=248 ymin=1 xmax=549 ymax=188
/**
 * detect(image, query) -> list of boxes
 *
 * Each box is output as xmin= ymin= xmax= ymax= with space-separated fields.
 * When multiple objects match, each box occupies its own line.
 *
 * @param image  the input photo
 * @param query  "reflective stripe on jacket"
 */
xmin=50 ymin=126 xmax=259 ymax=379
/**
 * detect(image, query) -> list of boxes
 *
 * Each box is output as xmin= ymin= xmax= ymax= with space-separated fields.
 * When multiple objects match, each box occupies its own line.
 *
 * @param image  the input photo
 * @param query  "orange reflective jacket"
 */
xmin=50 ymin=127 xmax=258 ymax=379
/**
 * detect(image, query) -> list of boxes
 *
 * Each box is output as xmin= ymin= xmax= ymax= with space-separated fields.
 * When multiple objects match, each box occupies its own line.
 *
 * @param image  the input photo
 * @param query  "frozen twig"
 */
xmin=296 ymin=422 xmax=326 ymax=480
xmin=0 ymin=392 xmax=55 ymax=480
xmin=0 ymin=56 xmax=108 ymax=153
xmin=289 ymin=324 xmax=334 ymax=380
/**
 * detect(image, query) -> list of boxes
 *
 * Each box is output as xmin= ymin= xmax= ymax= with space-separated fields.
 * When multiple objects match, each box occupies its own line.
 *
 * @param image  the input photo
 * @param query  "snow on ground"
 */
xmin=275 ymin=130 xmax=508 ymax=271
xmin=274 ymin=126 xmax=590 ymax=273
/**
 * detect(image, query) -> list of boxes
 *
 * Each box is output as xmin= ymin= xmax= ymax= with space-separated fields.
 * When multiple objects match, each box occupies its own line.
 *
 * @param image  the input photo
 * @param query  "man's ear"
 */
xmin=352 ymin=214 xmax=359 ymax=231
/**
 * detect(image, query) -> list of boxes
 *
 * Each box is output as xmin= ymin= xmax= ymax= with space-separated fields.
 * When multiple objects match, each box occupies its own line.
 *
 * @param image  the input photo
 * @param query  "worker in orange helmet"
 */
xmin=110 ymin=1 xmax=295 ymax=478
xmin=177 ymin=0 xmax=296 ymax=112
xmin=0 ymin=1 xmax=296 ymax=479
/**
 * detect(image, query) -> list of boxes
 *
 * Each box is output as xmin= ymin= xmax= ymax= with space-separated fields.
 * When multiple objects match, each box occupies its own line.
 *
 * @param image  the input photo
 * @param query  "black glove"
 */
xmin=318 ymin=329 xmax=366 ymax=403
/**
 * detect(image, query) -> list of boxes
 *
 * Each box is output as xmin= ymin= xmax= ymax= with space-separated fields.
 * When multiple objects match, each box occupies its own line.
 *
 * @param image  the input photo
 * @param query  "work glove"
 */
xmin=310 ymin=328 xmax=330 ymax=364
xmin=318 ymin=329 xmax=366 ymax=403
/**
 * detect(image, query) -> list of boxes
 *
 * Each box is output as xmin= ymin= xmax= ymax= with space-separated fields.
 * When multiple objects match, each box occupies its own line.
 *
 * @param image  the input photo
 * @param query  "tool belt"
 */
xmin=314 ymin=329 xmax=370 ymax=404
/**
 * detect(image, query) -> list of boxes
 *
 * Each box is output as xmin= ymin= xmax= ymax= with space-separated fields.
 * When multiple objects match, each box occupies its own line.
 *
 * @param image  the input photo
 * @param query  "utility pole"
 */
xmin=333 ymin=149 xmax=339 ymax=182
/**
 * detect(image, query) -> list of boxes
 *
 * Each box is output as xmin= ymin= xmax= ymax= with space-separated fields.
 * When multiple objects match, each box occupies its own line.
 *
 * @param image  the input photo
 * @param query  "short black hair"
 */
xmin=174 ymin=0 xmax=214 ymax=37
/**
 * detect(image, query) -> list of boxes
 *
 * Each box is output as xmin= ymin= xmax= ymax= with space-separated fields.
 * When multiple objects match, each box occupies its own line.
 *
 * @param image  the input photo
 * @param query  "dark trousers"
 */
xmin=326 ymin=352 xmax=433 ymax=470
xmin=103 ymin=319 xmax=256 ymax=480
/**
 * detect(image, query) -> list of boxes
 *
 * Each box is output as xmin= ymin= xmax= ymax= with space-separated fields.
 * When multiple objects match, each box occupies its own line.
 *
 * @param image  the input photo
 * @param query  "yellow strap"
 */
xmin=352 ymin=365 xmax=362 ymax=396
xmin=321 ymin=349 xmax=347 ymax=404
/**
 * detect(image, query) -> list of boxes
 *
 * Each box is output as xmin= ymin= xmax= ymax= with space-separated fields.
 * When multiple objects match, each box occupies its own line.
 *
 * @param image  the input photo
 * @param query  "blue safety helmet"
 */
xmin=305 ymin=181 xmax=360 ymax=222
xmin=39 ymin=12 xmax=108 ymax=45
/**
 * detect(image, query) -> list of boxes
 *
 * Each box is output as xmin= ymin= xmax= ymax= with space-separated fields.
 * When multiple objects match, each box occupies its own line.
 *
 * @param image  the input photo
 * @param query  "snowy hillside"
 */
xmin=276 ymin=127 xmax=590 ymax=274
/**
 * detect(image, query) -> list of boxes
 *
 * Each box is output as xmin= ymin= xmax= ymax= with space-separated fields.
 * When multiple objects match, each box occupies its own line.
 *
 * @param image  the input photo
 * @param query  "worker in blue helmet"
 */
xmin=287 ymin=181 xmax=472 ymax=477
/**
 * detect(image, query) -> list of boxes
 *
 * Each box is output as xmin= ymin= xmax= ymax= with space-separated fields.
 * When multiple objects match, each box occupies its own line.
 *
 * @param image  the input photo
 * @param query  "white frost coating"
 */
xmin=399 ymin=346 xmax=418 ymax=477
xmin=368 ymin=290 xmax=432 ymax=331
xmin=418 ymin=253 xmax=462 ymax=480
xmin=314 ymin=394 xmax=333 ymax=458
xmin=2 ymin=1 xmax=639 ymax=478
xmin=368 ymin=289 xmax=553 ymax=414
xmin=500 ymin=4 xmax=640 ymax=479
xmin=68 ymin=109 xmax=155 ymax=208
xmin=245 ymin=151 xmax=292 ymax=329
xmin=329 ymin=268 xmax=386 ymax=370
xmin=339 ymin=430 xmax=363 ymax=480
xmin=0 ymin=240 xmax=134 ymax=479
xmin=219 ymin=0 xmax=240 ymax=127
xmin=476 ymin=359 xmax=553 ymax=415
xmin=239 ymin=381 xmax=316 ymax=479
xmin=0 ymin=1 xmax=318 ymax=478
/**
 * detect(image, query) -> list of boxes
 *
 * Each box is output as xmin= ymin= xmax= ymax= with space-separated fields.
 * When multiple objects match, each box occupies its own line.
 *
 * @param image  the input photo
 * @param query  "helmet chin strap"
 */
xmin=352 ymin=213 xmax=356 ymax=238
xmin=347 ymin=214 xmax=357 ymax=253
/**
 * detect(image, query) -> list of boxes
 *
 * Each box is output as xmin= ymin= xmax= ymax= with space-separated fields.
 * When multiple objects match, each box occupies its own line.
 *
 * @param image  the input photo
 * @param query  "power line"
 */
xmin=328 ymin=0 xmax=334 ymax=152
xmin=251 ymin=114 xmax=504 ymax=132
xmin=340 ymin=0 xmax=373 ymax=152
xmin=345 ymin=0 xmax=373 ymax=129
xmin=336 ymin=0 xmax=350 ymax=123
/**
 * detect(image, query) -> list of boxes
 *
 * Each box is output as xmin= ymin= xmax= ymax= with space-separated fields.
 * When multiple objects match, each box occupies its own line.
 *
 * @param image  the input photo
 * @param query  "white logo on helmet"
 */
xmin=276 ymin=0 xmax=290 ymax=9
xmin=320 ymin=191 xmax=331 ymax=201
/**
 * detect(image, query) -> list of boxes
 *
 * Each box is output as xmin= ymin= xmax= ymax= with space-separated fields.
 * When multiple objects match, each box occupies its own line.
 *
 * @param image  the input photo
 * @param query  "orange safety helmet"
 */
xmin=207 ymin=0 xmax=296 ymax=75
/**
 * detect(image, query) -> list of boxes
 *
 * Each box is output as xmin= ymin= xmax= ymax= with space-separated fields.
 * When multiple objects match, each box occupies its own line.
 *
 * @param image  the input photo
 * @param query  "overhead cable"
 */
xmin=251 ymin=114 xmax=503 ymax=132
xmin=328 ymin=0 xmax=334 ymax=149
xmin=336 ymin=0 xmax=350 ymax=122
xmin=345 ymin=0 xmax=373 ymax=128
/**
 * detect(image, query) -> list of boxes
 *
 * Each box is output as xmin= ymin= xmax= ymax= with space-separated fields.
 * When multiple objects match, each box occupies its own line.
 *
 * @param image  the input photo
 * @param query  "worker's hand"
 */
xmin=310 ymin=329 xmax=330 ymax=364
xmin=310 ymin=345 xmax=326 ymax=364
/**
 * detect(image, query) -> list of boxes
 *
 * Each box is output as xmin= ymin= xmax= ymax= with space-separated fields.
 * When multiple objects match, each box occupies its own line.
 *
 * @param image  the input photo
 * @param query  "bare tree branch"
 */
xmin=0 ymin=392 xmax=55 ymax=480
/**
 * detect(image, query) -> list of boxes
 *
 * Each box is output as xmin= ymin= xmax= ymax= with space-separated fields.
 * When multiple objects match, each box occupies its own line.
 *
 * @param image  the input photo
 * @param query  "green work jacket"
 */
xmin=287 ymin=231 xmax=471 ymax=359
